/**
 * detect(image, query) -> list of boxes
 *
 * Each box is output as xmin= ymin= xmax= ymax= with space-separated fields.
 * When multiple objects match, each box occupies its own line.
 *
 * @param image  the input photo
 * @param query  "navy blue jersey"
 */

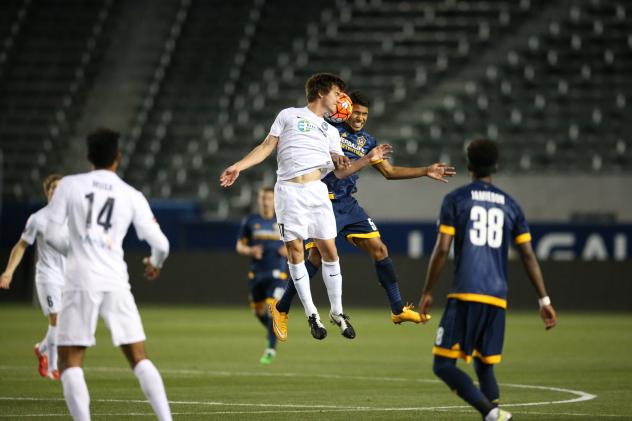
xmin=237 ymin=214 xmax=288 ymax=280
xmin=438 ymin=180 xmax=531 ymax=308
xmin=322 ymin=123 xmax=379 ymax=199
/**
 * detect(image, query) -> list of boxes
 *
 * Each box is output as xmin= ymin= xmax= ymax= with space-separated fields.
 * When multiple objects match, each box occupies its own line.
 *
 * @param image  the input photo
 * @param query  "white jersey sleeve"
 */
xmin=269 ymin=109 xmax=288 ymax=137
xmin=47 ymin=177 xmax=71 ymax=225
xmin=328 ymin=126 xmax=344 ymax=156
xmin=132 ymin=190 xmax=170 ymax=268
xmin=20 ymin=215 xmax=38 ymax=245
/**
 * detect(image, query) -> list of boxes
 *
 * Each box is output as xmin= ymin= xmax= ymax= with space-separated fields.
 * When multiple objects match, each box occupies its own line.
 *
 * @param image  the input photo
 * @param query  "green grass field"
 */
xmin=1 ymin=305 xmax=631 ymax=420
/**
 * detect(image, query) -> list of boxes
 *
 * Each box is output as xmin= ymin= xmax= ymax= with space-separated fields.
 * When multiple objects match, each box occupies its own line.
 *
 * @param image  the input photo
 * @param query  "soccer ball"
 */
xmin=325 ymin=92 xmax=353 ymax=123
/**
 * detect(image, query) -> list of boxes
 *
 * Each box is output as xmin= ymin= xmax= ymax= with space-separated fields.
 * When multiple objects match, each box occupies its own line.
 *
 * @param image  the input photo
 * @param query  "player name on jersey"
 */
xmin=471 ymin=190 xmax=506 ymax=205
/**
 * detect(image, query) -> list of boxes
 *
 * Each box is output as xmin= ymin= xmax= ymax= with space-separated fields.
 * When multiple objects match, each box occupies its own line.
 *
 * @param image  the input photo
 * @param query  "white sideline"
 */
xmin=0 ymin=366 xmax=606 ymax=418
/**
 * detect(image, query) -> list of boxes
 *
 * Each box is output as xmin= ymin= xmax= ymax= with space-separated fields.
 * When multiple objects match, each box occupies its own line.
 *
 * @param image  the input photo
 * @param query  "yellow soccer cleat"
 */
xmin=268 ymin=300 xmax=288 ymax=341
xmin=391 ymin=305 xmax=432 ymax=324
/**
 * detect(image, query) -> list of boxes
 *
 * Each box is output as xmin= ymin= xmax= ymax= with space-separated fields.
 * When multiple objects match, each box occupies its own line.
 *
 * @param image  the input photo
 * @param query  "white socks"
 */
xmin=47 ymin=325 xmax=58 ymax=372
xmin=288 ymin=262 xmax=318 ymax=316
xmin=322 ymin=259 xmax=343 ymax=315
xmin=61 ymin=367 xmax=90 ymax=421
xmin=134 ymin=359 xmax=172 ymax=421
xmin=61 ymin=361 xmax=171 ymax=421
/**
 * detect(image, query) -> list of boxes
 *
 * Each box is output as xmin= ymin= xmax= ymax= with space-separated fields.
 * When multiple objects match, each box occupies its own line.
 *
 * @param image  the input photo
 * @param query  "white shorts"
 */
xmin=57 ymin=290 xmax=146 ymax=347
xmin=36 ymin=282 xmax=63 ymax=316
xmin=274 ymin=180 xmax=337 ymax=242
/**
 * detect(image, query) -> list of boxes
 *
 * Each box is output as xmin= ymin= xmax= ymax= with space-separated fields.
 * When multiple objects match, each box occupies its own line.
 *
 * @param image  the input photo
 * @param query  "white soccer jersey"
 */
xmin=270 ymin=107 xmax=344 ymax=181
xmin=20 ymin=206 xmax=67 ymax=286
xmin=46 ymin=170 xmax=169 ymax=292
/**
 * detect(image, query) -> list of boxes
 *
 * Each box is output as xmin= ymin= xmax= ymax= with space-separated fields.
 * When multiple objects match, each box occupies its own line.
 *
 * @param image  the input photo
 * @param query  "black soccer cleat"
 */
xmin=307 ymin=314 xmax=327 ymax=340
xmin=330 ymin=312 xmax=356 ymax=339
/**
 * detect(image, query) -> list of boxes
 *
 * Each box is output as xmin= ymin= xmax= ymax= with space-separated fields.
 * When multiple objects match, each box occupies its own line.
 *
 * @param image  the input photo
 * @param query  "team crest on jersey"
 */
xmin=356 ymin=136 xmax=367 ymax=148
xmin=254 ymin=223 xmax=261 ymax=229
xmin=297 ymin=117 xmax=316 ymax=133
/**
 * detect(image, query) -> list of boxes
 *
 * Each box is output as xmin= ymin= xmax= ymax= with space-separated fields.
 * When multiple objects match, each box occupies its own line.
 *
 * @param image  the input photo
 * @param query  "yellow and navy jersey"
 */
xmin=237 ymin=214 xmax=288 ymax=280
xmin=438 ymin=180 xmax=531 ymax=309
xmin=322 ymin=123 xmax=379 ymax=200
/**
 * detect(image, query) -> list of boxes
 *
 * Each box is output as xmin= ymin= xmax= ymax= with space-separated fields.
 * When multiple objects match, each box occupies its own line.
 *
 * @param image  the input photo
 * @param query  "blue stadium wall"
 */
xmin=1 ymin=201 xmax=631 ymax=310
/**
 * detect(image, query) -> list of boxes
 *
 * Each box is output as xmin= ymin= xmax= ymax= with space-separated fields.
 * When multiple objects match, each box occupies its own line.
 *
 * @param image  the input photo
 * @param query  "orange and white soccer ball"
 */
xmin=325 ymin=92 xmax=353 ymax=123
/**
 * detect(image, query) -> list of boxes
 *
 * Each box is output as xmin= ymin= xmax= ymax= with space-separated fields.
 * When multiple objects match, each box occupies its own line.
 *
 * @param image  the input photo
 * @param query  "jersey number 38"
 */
xmin=469 ymin=206 xmax=504 ymax=248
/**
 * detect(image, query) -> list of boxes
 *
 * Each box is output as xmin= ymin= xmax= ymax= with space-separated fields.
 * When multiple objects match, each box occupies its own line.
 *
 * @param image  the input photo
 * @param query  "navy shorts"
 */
xmin=248 ymin=276 xmax=287 ymax=304
xmin=432 ymin=298 xmax=506 ymax=365
xmin=306 ymin=196 xmax=380 ymax=249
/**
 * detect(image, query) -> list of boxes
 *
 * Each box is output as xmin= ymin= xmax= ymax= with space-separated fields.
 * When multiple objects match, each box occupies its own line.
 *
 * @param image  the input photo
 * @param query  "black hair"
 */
xmin=87 ymin=128 xmax=120 ymax=168
xmin=348 ymin=90 xmax=371 ymax=108
xmin=466 ymin=138 xmax=499 ymax=177
xmin=305 ymin=73 xmax=346 ymax=102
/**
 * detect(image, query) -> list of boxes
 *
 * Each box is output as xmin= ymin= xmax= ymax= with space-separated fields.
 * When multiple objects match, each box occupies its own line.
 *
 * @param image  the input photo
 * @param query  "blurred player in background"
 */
xmin=221 ymin=73 xmax=391 ymax=341
xmin=236 ymin=186 xmax=288 ymax=364
xmin=418 ymin=138 xmax=557 ymax=421
xmin=46 ymin=129 xmax=172 ymax=421
xmin=270 ymin=90 xmax=455 ymax=341
xmin=1 ymin=174 xmax=66 ymax=380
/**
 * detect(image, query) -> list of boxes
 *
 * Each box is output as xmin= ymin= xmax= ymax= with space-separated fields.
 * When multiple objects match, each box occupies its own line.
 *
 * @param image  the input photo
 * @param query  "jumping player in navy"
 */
xmin=270 ymin=90 xmax=455 ymax=341
xmin=236 ymin=186 xmax=288 ymax=364
xmin=418 ymin=138 xmax=557 ymax=421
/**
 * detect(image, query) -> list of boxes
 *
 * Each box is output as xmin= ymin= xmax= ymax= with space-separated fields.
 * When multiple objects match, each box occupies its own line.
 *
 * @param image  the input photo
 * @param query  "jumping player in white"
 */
xmin=221 ymin=73 xmax=391 ymax=340
xmin=1 ymin=174 xmax=67 ymax=380
xmin=46 ymin=128 xmax=172 ymax=421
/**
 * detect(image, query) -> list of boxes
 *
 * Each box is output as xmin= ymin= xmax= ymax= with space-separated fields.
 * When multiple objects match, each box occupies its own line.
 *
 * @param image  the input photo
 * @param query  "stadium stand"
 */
xmin=0 ymin=0 xmax=117 ymax=198
xmin=0 ymin=0 xmax=629 ymax=217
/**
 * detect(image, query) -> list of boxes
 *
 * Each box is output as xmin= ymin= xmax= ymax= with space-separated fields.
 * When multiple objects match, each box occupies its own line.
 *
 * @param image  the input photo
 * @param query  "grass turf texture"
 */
xmin=0 ymin=305 xmax=631 ymax=420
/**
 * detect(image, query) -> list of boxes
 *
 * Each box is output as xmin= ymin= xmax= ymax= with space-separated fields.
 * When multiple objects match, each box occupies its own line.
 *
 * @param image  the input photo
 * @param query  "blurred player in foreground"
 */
xmin=236 ymin=186 xmax=288 ymax=364
xmin=1 ymin=174 xmax=67 ymax=379
xmin=270 ymin=90 xmax=455 ymax=341
xmin=46 ymin=129 xmax=172 ymax=421
xmin=419 ymin=138 xmax=557 ymax=421
xmin=221 ymin=73 xmax=391 ymax=341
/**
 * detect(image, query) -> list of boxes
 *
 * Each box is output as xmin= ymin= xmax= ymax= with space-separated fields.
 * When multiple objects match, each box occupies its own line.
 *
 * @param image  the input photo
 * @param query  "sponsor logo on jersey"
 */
xmin=297 ymin=117 xmax=317 ymax=133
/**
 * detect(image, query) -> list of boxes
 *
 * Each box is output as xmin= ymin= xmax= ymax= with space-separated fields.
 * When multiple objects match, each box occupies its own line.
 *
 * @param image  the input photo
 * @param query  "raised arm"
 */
xmin=517 ymin=240 xmax=557 ymax=330
xmin=220 ymin=135 xmax=279 ymax=188
xmin=332 ymin=144 xmax=393 ymax=179
xmin=418 ymin=232 xmax=453 ymax=322
xmin=0 ymin=240 xmax=29 ymax=289
xmin=373 ymin=160 xmax=456 ymax=182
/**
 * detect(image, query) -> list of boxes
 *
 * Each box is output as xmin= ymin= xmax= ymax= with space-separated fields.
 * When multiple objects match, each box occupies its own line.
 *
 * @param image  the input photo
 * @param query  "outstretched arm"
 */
xmin=373 ymin=160 xmax=456 ymax=182
xmin=220 ymin=135 xmax=278 ymax=187
xmin=0 ymin=240 xmax=29 ymax=289
xmin=517 ymin=241 xmax=557 ymax=330
xmin=333 ymin=144 xmax=393 ymax=178
xmin=418 ymin=232 xmax=453 ymax=322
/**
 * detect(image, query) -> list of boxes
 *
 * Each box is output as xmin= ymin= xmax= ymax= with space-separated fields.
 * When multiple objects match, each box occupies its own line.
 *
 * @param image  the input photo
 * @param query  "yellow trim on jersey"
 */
xmin=370 ymin=159 xmax=384 ymax=165
xmin=447 ymin=293 xmax=507 ymax=309
xmin=346 ymin=232 xmax=381 ymax=246
xmin=515 ymin=232 xmax=532 ymax=245
xmin=329 ymin=193 xmax=335 ymax=200
xmin=432 ymin=347 xmax=502 ymax=365
xmin=279 ymin=272 xmax=288 ymax=280
xmin=305 ymin=241 xmax=317 ymax=250
xmin=439 ymin=224 xmax=455 ymax=236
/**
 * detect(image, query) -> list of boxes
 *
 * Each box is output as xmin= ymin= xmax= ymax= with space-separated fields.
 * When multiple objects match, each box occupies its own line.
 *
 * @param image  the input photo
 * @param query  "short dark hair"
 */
xmin=305 ymin=73 xmax=346 ymax=102
xmin=42 ymin=174 xmax=63 ymax=195
xmin=87 ymin=128 xmax=120 ymax=168
xmin=467 ymin=138 xmax=499 ymax=177
xmin=259 ymin=186 xmax=274 ymax=194
xmin=348 ymin=90 xmax=371 ymax=108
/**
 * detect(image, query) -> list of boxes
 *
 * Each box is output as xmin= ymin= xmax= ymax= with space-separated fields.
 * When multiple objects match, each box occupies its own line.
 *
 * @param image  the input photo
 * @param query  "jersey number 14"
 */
xmin=85 ymin=192 xmax=115 ymax=232
xmin=469 ymin=206 xmax=504 ymax=248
